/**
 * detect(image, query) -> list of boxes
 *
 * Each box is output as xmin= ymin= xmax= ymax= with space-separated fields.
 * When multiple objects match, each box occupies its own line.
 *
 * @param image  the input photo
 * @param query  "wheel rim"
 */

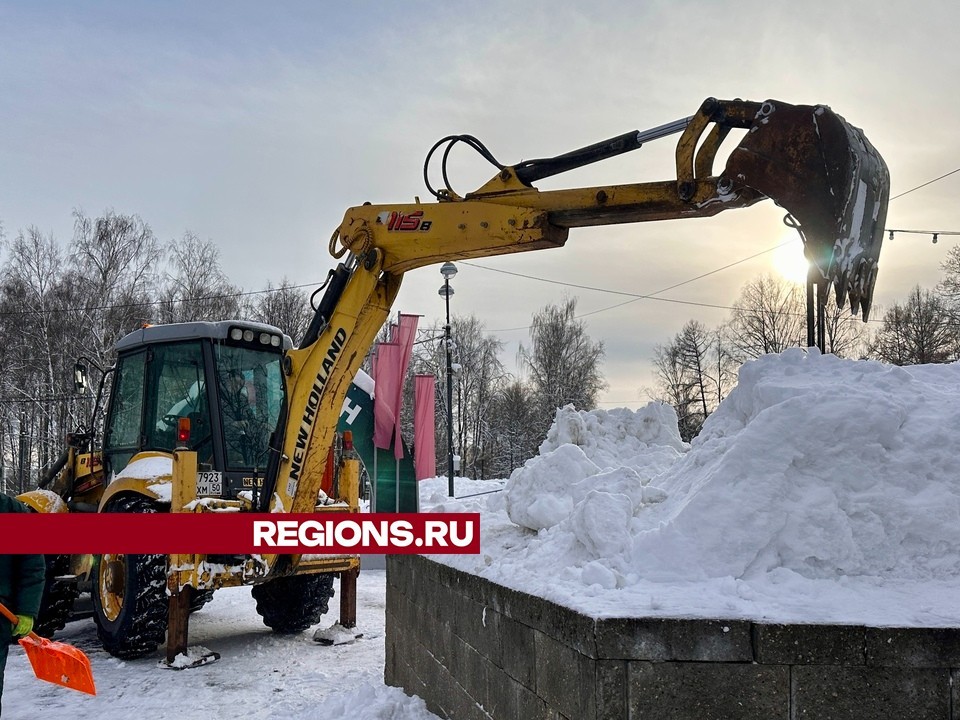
xmin=98 ymin=553 xmax=126 ymax=622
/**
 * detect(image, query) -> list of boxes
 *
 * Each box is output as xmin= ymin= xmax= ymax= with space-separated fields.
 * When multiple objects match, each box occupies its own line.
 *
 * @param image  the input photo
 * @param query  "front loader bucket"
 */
xmin=723 ymin=100 xmax=889 ymax=319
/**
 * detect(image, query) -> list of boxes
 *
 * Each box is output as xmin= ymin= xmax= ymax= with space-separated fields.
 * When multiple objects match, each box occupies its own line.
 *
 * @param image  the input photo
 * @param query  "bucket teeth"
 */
xmin=724 ymin=100 xmax=889 ymax=320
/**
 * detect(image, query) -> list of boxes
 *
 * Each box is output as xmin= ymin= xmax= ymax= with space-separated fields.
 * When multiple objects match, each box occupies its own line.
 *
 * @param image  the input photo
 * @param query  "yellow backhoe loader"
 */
xmin=17 ymin=97 xmax=889 ymax=661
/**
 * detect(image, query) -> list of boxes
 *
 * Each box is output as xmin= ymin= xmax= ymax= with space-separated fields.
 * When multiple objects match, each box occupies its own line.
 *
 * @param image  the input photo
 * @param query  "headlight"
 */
xmin=230 ymin=328 xmax=243 ymax=341
xmin=243 ymin=330 xmax=254 ymax=342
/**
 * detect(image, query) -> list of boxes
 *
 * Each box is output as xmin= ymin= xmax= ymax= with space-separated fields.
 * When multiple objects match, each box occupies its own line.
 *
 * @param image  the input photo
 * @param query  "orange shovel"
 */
xmin=0 ymin=600 xmax=96 ymax=696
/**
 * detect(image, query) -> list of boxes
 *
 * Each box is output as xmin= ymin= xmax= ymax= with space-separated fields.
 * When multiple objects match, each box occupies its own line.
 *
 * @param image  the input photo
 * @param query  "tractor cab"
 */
xmin=103 ymin=321 xmax=292 ymax=499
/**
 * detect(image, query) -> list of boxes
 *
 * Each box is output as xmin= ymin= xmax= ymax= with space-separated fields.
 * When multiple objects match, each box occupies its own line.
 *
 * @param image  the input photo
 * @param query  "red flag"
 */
xmin=372 ymin=342 xmax=402 ymax=450
xmin=392 ymin=314 xmax=419 ymax=458
xmin=414 ymin=374 xmax=436 ymax=480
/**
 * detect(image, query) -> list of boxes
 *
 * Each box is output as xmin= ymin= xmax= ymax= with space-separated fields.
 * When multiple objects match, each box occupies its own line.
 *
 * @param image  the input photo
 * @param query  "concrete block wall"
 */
xmin=385 ymin=555 xmax=960 ymax=719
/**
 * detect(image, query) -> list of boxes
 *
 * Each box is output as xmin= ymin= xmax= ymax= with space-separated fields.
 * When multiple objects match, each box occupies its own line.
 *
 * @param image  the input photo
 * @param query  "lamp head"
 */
xmin=440 ymin=262 xmax=458 ymax=280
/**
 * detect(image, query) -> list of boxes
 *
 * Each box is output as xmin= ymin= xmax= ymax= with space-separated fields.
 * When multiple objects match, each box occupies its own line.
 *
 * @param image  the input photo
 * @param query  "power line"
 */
xmin=0 ymin=279 xmax=323 ymax=319
xmin=464 ymin=241 xmax=794 ymax=332
xmin=890 ymin=168 xmax=960 ymax=201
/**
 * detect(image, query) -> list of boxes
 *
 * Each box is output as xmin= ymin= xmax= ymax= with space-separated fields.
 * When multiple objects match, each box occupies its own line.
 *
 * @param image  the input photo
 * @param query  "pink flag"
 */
xmin=392 ymin=313 xmax=420 ymax=459
xmin=414 ymin=375 xmax=436 ymax=481
xmin=372 ymin=342 xmax=402 ymax=450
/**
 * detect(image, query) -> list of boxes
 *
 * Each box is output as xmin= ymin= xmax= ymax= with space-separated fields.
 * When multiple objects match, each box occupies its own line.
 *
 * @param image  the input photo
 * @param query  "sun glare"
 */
xmin=772 ymin=241 xmax=810 ymax=285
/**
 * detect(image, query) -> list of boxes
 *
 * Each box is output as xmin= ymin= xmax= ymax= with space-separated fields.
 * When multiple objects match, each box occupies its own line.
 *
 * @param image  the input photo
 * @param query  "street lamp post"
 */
xmin=439 ymin=262 xmax=458 ymax=497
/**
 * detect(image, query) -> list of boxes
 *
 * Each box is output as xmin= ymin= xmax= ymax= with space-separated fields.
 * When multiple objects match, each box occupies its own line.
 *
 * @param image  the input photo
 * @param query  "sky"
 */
xmin=1 ymin=0 xmax=958 ymax=407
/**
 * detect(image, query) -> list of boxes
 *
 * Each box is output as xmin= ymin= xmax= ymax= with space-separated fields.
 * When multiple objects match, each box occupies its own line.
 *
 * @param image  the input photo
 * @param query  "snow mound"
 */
xmin=505 ymin=404 xmax=678 ymax=531
xmin=634 ymin=348 xmax=960 ymax=583
xmin=438 ymin=350 xmax=960 ymax=625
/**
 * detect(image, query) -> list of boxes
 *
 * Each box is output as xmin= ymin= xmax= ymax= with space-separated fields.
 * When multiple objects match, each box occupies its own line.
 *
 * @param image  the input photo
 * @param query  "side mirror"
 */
xmin=74 ymin=363 xmax=88 ymax=394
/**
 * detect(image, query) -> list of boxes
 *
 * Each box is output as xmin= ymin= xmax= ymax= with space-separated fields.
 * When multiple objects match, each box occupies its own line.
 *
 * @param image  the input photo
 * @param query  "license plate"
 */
xmin=197 ymin=471 xmax=223 ymax=497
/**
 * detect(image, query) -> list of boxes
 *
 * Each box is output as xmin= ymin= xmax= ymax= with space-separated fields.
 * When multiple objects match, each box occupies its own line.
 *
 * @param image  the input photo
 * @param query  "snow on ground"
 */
xmin=12 ymin=348 xmax=960 ymax=718
xmin=4 ymin=571 xmax=440 ymax=720
xmin=426 ymin=349 xmax=960 ymax=627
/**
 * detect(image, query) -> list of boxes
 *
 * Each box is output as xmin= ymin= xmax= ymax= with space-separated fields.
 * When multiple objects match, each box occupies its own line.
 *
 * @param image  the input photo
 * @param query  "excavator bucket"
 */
xmin=723 ymin=100 xmax=889 ymax=320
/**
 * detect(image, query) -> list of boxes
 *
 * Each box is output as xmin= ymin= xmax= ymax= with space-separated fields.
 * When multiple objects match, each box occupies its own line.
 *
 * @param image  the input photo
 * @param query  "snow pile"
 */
xmin=631 ymin=348 xmax=960 ymax=584
xmin=504 ymin=404 xmax=682 ymax=531
xmin=431 ymin=349 xmax=960 ymax=626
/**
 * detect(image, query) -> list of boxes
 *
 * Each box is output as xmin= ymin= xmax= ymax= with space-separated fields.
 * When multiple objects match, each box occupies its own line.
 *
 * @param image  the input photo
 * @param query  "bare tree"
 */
xmin=868 ymin=286 xmax=956 ymax=365
xmin=157 ymin=232 xmax=242 ymax=323
xmin=652 ymin=339 xmax=701 ymax=441
xmin=409 ymin=316 xmax=506 ymax=479
xmin=652 ymin=320 xmax=735 ymax=441
xmin=487 ymin=381 xmax=540 ymax=477
xmin=70 ymin=209 xmax=162 ymax=365
xmin=0 ymin=228 xmax=89 ymax=481
xmin=726 ymin=274 xmax=805 ymax=360
xmin=823 ymin=298 xmax=871 ymax=358
xmin=519 ymin=297 xmax=606 ymax=433
xmin=250 ymin=278 xmax=313 ymax=344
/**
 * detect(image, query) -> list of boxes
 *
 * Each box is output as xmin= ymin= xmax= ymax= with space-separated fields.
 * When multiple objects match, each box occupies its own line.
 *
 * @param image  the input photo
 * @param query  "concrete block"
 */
xmin=753 ymin=623 xmax=865 ymax=665
xmin=454 ymin=595 xmax=503 ymax=665
xmin=484 ymin=664 xmax=521 ymax=720
xmin=865 ymin=627 xmax=960 ymax=668
xmin=499 ymin=614 xmax=536 ymax=687
xmin=535 ymin=629 xmax=596 ymax=720
xmin=447 ymin=634 xmax=488 ymax=705
xmin=386 ymin=554 xmax=411 ymax=595
xmin=628 ymin=661 xmax=788 ymax=719
xmin=496 ymin=586 xmax=597 ymax=656
xmin=596 ymin=617 xmax=752 ymax=662
xmin=516 ymin=682 xmax=553 ymax=720
xmin=792 ymin=665 xmax=950 ymax=719
xmin=952 ymin=668 xmax=960 ymax=720
xmin=595 ymin=660 xmax=627 ymax=720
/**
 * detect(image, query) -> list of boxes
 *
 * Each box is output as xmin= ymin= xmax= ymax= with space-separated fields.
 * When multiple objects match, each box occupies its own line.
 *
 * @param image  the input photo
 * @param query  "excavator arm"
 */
xmin=263 ymin=97 xmax=889 ymax=532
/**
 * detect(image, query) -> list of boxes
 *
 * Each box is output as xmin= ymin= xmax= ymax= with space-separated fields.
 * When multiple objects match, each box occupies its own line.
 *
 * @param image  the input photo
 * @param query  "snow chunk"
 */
xmin=570 ymin=490 xmax=633 ymax=557
xmin=353 ymin=368 xmax=375 ymax=399
xmin=505 ymin=403 xmax=684 ymax=531
xmin=505 ymin=444 xmax=599 ymax=530
xmin=30 ymin=488 xmax=68 ymax=513
xmin=115 ymin=455 xmax=172 ymax=481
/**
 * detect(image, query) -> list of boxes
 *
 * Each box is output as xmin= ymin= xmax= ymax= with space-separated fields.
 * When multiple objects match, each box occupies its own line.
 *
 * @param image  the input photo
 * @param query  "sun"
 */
xmin=771 ymin=240 xmax=810 ymax=285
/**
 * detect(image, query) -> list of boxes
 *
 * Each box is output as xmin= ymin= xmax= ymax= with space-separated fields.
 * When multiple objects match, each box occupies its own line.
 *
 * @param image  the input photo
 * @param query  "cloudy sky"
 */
xmin=1 ymin=1 xmax=957 ymax=407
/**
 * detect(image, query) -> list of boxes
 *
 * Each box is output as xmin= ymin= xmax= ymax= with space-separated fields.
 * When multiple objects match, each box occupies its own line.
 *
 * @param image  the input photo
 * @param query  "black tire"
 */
xmin=34 ymin=554 xmax=80 ymax=639
xmin=251 ymin=573 xmax=335 ymax=634
xmin=92 ymin=496 xmax=168 ymax=659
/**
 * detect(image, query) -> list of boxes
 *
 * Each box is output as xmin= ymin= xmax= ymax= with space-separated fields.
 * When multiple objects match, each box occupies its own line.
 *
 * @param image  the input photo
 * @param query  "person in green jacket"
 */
xmin=0 ymin=493 xmax=46 ymax=715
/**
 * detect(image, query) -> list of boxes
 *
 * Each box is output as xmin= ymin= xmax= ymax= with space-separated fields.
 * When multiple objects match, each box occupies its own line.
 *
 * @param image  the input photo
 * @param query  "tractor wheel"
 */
xmin=251 ymin=573 xmax=335 ymax=634
xmin=34 ymin=554 xmax=80 ymax=639
xmin=92 ymin=496 xmax=168 ymax=659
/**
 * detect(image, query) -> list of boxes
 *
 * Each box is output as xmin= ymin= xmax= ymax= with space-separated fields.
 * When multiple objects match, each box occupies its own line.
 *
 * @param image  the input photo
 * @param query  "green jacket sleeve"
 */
xmin=1 ymin=494 xmax=47 ymax=618
xmin=13 ymin=552 xmax=46 ymax=618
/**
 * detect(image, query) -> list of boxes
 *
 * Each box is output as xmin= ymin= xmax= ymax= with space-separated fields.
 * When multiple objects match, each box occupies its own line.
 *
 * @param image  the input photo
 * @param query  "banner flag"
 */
xmin=372 ymin=342 xmax=402 ymax=450
xmin=414 ymin=374 xmax=436 ymax=480
xmin=392 ymin=314 xmax=419 ymax=459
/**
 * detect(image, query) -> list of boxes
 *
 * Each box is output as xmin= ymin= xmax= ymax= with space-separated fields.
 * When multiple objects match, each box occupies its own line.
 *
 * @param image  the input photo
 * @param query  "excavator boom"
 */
xmin=266 ymin=97 xmax=889 ymax=525
xmin=336 ymin=98 xmax=887 ymax=315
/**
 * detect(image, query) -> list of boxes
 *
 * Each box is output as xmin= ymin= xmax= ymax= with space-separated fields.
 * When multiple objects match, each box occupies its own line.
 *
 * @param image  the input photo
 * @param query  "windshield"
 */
xmin=214 ymin=344 xmax=285 ymax=470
